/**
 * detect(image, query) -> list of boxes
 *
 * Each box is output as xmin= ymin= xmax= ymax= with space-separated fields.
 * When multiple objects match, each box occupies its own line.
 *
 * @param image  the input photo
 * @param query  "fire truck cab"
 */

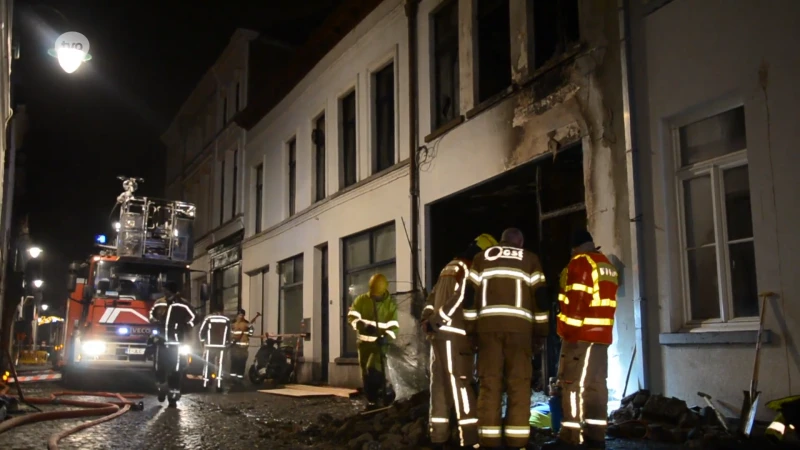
xmin=59 ymin=177 xmax=201 ymax=380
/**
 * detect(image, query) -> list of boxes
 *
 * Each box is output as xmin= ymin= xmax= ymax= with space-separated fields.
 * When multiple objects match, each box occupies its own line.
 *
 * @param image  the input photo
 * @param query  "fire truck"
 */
xmin=57 ymin=177 xmax=204 ymax=382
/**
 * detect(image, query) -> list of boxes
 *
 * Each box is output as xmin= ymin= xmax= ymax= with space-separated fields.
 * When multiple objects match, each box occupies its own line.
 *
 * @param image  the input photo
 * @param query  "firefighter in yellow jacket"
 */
xmin=421 ymin=233 xmax=498 ymax=448
xmin=467 ymin=228 xmax=550 ymax=449
xmin=347 ymin=273 xmax=399 ymax=410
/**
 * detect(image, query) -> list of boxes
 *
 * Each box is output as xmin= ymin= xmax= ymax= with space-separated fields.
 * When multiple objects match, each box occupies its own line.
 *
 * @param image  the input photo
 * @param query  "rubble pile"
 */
xmin=608 ymin=389 xmax=770 ymax=449
xmin=313 ymin=390 xmax=433 ymax=450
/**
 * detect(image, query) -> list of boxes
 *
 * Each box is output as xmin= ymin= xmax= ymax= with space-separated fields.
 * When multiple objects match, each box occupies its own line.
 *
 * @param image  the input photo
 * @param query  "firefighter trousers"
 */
xmin=429 ymin=336 xmax=479 ymax=446
xmin=557 ymin=341 xmax=609 ymax=446
xmin=357 ymin=342 xmax=387 ymax=404
xmin=230 ymin=345 xmax=249 ymax=380
xmin=202 ymin=347 xmax=226 ymax=388
xmin=477 ymin=331 xmax=532 ymax=448
xmin=154 ymin=344 xmax=182 ymax=397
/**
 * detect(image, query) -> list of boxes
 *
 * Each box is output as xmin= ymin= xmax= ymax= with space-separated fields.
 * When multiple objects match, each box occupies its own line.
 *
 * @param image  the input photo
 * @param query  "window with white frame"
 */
xmin=341 ymin=223 xmax=396 ymax=357
xmin=675 ymin=105 xmax=758 ymax=324
xmin=279 ymin=255 xmax=304 ymax=335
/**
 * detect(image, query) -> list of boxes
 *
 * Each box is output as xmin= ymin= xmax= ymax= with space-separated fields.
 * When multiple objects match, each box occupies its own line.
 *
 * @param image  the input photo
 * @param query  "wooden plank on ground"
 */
xmin=258 ymin=388 xmax=333 ymax=398
xmin=358 ymin=405 xmax=392 ymax=416
xmin=284 ymin=384 xmax=358 ymax=398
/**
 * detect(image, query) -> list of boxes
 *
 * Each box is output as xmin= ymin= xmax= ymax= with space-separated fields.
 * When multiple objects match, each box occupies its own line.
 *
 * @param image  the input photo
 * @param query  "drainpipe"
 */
xmin=405 ymin=0 xmax=421 ymax=307
xmin=619 ymin=0 xmax=650 ymax=389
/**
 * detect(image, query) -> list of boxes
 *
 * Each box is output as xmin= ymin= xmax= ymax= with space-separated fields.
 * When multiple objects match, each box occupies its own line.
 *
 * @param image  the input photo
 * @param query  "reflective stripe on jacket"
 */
xmin=557 ymin=251 xmax=618 ymax=344
xmin=149 ymin=297 xmax=195 ymax=344
xmin=231 ymin=319 xmax=254 ymax=346
xmin=347 ymin=292 xmax=399 ymax=343
xmin=466 ymin=246 xmax=548 ymax=334
xmin=421 ymin=258 xmax=472 ymax=337
xmin=199 ymin=315 xmax=230 ymax=348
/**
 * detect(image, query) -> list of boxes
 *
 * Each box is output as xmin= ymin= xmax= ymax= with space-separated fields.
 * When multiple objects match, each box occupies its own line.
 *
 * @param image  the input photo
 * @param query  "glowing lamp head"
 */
xmin=52 ymin=32 xmax=91 ymax=74
xmin=40 ymin=304 xmax=49 ymax=311
xmin=33 ymin=279 xmax=44 ymax=288
xmin=113 ymin=222 xmax=121 ymax=232
xmin=28 ymin=247 xmax=43 ymax=258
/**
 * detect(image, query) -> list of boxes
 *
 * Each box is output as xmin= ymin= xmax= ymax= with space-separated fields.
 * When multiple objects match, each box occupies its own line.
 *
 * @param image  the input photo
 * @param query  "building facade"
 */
xmin=239 ymin=0 xmax=639 ymax=393
xmin=162 ymin=29 xmax=293 ymax=325
xmin=629 ymin=0 xmax=800 ymax=419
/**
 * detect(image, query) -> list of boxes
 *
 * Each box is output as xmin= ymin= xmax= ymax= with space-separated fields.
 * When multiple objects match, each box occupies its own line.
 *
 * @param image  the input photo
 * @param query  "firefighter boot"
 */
xmin=364 ymin=369 xmax=382 ymax=410
xmin=157 ymin=383 xmax=168 ymax=403
xmin=168 ymin=389 xmax=181 ymax=408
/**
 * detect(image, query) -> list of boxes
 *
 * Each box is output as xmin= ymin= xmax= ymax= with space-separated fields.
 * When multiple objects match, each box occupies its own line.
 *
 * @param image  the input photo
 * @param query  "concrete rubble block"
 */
xmin=641 ymin=394 xmax=689 ymax=424
xmin=610 ymin=402 xmax=636 ymax=423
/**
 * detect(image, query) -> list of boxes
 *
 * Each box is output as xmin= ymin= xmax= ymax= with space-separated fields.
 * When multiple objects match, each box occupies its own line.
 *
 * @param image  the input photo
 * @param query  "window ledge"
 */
xmin=465 ymin=85 xmax=515 ymax=120
xmin=659 ymin=329 xmax=772 ymax=346
xmin=334 ymin=357 xmax=359 ymax=365
xmin=424 ymin=115 xmax=465 ymax=143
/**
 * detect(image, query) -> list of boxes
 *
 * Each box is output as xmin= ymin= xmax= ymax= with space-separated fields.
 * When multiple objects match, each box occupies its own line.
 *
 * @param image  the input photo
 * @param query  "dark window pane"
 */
xmin=679 ymin=106 xmax=746 ymax=166
xmin=345 ymin=233 xmax=370 ymax=269
xmin=374 ymin=63 xmax=395 ymax=173
xmin=341 ymin=92 xmax=357 ymax=187
xmin=538 ymin=145 xmax=584 ymax=213
xmin=683 ymin=176 xmax=715 ymax=248
xmin=372 ymin=224 xmax=396 ymax=263
xmin=232 ymin=150 xmax=238 ymax=219
xmin=433 ymin=0 xmax=459 ymax=129
xmin=219 ymin=160 xmax=225 ymax=224
xmin=315 ymin=114 xmax=326 ymax=202
xmin=280 ymin=259 xmax=294 ymax=285
xmin=281 ymin=286 xmax=303 ymax=334
xmin=255 ymin=164 xmax=263 ymax=233
xmin=289 ymin=139 xmax=297 ymax=216
xmin=723 ymin=165 xmax=753 ymax=241
xmin=729 ymin=241 xmax=758 ymax=318
xmin=533 ymin=0 xmax=580 ymax=69
xmin=477 ymin=0 xmax=511 ymax=102
xmin=687 ymin=247 xmax=720 ymax=320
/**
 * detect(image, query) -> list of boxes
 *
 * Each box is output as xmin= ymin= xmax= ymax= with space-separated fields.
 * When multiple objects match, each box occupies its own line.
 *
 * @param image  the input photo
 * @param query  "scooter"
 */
xmin=248 ymin=335 xmax=299 ymax=385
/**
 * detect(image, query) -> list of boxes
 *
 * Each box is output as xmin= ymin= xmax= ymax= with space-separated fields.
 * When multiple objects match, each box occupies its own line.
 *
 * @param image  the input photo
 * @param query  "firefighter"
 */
xmin=198 ymin=308 xmax=230 ymax=390
xmin=467 ymin=228 xmax=550 ymax=449
xmin=421 ymin=233 xmax=498 ymax=448
xmin=230 ymin=309 xmax=253 ymax=383
xmin=543 ymin=230 xmax=618 ymax=450
xmin=149 ymin=281 xmax=195 ymax=407
xmin=764 ymin=395 xmax=800 ymax=442
xmin=347 ymin=273 xmax=399 ymax=410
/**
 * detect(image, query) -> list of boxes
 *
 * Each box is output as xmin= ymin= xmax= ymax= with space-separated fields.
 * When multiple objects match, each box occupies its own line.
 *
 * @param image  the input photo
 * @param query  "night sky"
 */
xmin=13 ymin=0 xmax=340 ymax=309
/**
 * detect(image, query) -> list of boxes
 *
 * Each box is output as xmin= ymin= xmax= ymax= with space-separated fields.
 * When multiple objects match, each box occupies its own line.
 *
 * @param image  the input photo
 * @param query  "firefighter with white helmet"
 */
xmin=149 ymin=281 xmax=195 ymax=407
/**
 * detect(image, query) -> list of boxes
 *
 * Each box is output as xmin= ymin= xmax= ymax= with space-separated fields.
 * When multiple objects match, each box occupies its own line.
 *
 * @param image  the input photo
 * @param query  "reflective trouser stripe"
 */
xmin=479 ymin=427 xmax=502 ymax=436
xmin=767 ymin=420 xmax=786 ymax=437
xmin=429 ymin=338 xmax=478 ymax=447
xmin=558 ymin=341 xmax=609 ymax=446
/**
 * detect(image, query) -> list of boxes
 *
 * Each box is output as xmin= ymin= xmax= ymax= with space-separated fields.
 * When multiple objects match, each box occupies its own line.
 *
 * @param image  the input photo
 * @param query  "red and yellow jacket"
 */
xmin=557 ymin=251 xmax=618 ymax=345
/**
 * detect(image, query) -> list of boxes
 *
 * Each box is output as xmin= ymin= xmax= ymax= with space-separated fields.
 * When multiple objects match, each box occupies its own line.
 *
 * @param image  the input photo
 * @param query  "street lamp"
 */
xmin=40 ymin=304 xmax=48 ymax=312
xmin=27 ymin=247 xmax=43 ymax=259
xmin=46 ymin=31 xmax=92 ymax=74
xmin=33 ymin=279 xmax=43 ymax=288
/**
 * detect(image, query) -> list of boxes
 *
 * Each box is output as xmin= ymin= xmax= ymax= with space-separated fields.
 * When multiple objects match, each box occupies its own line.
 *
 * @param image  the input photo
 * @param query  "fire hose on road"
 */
xmin=1 ymin=353 xmax=144 ymax=450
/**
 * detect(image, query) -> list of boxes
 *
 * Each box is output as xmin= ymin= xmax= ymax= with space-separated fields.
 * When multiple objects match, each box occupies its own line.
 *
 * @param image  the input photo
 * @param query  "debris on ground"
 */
xmin=607 ymin=389 xmax=790 ymax=449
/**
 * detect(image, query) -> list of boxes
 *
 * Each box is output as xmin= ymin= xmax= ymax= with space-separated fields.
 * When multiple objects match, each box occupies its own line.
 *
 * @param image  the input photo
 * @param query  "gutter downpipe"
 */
xmin=405 ymin=0 xmax=421 ymax=309
xmin=619 ymin=0 xmax=651 ymax=389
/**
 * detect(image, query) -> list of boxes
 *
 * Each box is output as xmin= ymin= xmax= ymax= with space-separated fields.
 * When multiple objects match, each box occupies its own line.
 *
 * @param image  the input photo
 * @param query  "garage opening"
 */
xmin=426 ymin=143 xmax=587 ymax=384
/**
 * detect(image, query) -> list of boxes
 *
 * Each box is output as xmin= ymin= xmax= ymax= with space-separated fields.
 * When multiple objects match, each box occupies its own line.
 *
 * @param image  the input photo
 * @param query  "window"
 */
xmin=232 ymin=149 xmax=238 ymax=219
xmin=235 ymin=82 xmax=241 ymax=112
xmin=314 ymin=114 xmax=326 ymax=202
xmin=222 ymin=96 xmax=228 ymax=126
xmin=477 ymin=0 xmax=511 ymax=102
xmin=279 ymin=255 xmax=304 ymax=336
xmin=219 ymin=159 xmax=225 ymax=225
xmin=532 ymin=0 xmax=579 ymax=70
xmin=432 ymin=0 xmax=459 ymax=129
xmin=255 ymin=164 xmax=263 ymax=233
xmin=342 ymin=223 xmax=396 ymax=357
xmin=675 ymin=106 xmax=758 ymax=324
xmin=288 ymin=138 xmax=297 ymax=216
xmin=340 ymin=91 xmax=357 ymax=188
xmin=213 ymin=263 xmax=240 ymax=316
xmin=373 ymin=63 xmax=395 ymax=173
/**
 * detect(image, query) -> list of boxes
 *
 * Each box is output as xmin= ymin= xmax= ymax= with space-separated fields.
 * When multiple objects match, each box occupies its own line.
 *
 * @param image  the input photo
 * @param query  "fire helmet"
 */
xmin=474 ymin=233 xmax=499 ymax=251
xmin=369 ymin=273 xmax=389 ymax=298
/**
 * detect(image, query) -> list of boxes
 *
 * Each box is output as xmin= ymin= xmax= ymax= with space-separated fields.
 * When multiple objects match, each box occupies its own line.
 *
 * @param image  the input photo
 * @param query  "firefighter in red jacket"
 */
xmin=544 ymin=230 xmax=619 ymax=450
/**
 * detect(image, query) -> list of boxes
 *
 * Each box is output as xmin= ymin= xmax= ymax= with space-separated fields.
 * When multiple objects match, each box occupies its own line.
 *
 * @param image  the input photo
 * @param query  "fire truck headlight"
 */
xmin=117 ymin=327 xmax=130 ymax=335
xmin=179 ymin=345 xmax=191 ymax=356
xmin=82 ymin=340 xmax=106 ymax=356
xmin=152 ymin=329 xmax=159 ymax=336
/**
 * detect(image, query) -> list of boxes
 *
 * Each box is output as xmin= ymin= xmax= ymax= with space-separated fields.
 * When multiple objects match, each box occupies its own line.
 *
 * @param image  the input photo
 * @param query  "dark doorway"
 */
xmin=319 ymin=245 xmax=329 ymax=382
xmin=426 ymin=143 xmax=586 ymax=386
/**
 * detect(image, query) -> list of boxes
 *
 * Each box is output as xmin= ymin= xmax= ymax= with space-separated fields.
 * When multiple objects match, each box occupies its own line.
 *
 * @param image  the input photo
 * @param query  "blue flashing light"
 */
xmin=117 ymin=327 xmax=130 ymax=335
xmin=95 ymin=234 xmax=107 ymax=244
